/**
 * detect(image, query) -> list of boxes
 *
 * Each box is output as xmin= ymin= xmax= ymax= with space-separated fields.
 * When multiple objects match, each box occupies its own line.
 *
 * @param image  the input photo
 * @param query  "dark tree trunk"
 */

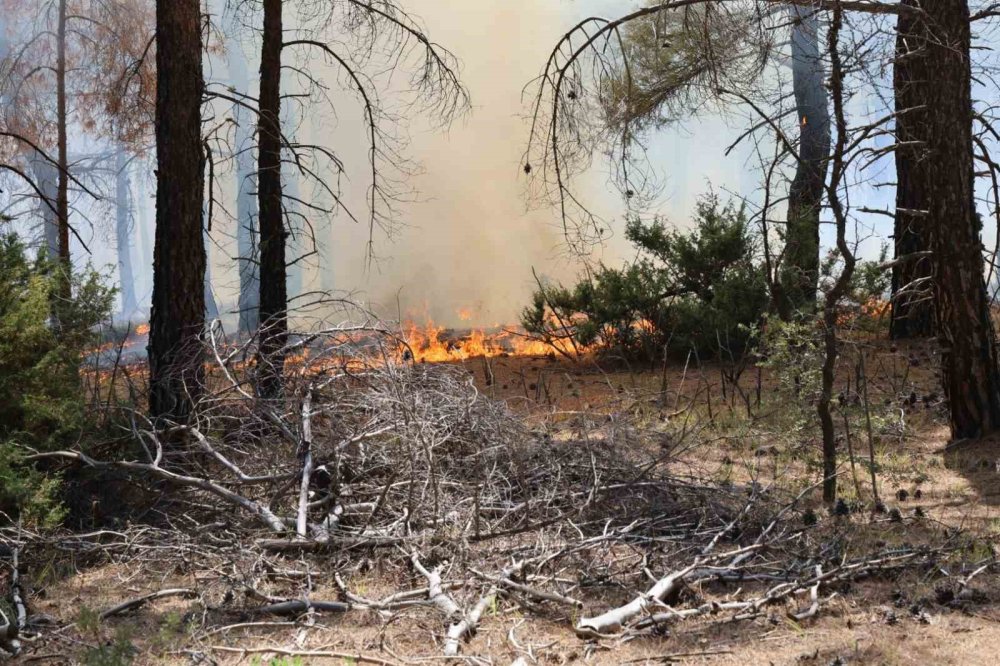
xmin=780 ymin=6 xmax=830 ymax=317
xmin=890 ymin=0 xmax=935 ymax=339
xmin=256 ymin=0 xmax=286 ymax=396
xmin=148 ymin=0 xmax=206 ymax=422
xmin=55 ymin=0 xmax=71 ymax=303
xmin=115 ymin=149 xmax=138 ymax=319
xmin=921 ymin=0 xmax=1000 ymax=439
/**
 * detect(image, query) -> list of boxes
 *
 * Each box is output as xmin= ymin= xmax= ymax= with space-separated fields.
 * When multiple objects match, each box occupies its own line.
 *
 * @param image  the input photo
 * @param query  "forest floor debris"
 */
xmin=5 ymin=336 xmax=1000 ymax=664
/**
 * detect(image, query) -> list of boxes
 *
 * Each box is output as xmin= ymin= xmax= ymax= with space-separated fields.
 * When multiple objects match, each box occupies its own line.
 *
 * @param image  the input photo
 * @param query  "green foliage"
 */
xmin=522 ymin=194 xmax=768 ymax=360
xmin=759 ymin=317 xmax=824 ymax=404
xmin=820 ymin=244 xmax=890 ymax=305
xmin=601 ymin=4 xmax=767 ymax=133
xmin=0 ymin=234 xmax=114 ymax=525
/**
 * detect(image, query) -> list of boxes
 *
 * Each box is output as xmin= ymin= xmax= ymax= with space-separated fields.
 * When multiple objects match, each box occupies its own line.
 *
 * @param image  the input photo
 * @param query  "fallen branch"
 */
xmin=256 ymin=534 xmax=407 ymax=551
xmin=252 ymin=599 xmax=351 ymax=615
xmin=471 ymin=566 xmax=583 ymax=608
xmin=575 ymin=545 xmax=759 ymax=636
xmin=790 ymin=565 xmax=822 ymax=621
xmin=411 ymin=552 xmax=462 ymax=619
xmin=296 ymin=389 xmax=315 ymax=538
xmin=444 ymin=586 xmax=497 ymax=656
xmin=205 ymin=645 xmax=398 ymax=666
xmin=27 ymin=450 xmax=288 ymax=534
xmin=100 ymin=588 xmax=198 ymax=619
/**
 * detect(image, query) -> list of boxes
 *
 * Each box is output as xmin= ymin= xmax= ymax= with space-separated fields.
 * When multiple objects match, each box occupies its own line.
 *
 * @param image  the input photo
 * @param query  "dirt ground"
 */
xmin=17 ymin=336 xmax=1000 ymax=665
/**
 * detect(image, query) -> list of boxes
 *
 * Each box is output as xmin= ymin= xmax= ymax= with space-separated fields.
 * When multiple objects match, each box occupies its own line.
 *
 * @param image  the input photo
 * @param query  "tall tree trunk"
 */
xmin=227 ymin=13 xmax=261 ymax=334
xmin=922 ymin=0 xmax=1000 ymax=439
xmin=256 ymin=0 xmax=286 ymax=396
xmin=890 ymin=0 xmax=935 ymax=339
xmin=779 ymin=6 xmax=830 ymax=317
xmin=148 ymin=0 xmax=206 ymax=421
xmin=55 ymin=0 xmax=71 ymax=303
xmin=115 ymin=149 xmax=138 ymax=319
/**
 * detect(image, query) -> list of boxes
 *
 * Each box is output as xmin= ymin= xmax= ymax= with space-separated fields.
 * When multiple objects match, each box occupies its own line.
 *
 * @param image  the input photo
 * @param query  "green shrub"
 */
xmin=522 ymin=193 xmax=767 ymax=360
xmin=0 ymin=234 xmax=114 ymax=525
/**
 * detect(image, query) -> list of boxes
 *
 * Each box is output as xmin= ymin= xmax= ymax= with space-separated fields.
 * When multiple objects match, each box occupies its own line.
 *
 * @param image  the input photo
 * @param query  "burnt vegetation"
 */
xmin=4 ymin=1 xmax=1000 ymax=664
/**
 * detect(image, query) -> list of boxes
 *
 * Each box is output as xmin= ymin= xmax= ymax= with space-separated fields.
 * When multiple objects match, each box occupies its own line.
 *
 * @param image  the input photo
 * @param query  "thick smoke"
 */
xmin=305 ymin=1 xmax=618 ymax=327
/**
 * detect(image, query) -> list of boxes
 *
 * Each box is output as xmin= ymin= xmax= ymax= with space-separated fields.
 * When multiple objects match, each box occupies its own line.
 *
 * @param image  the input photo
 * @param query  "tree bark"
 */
xmin=256 ymin=0 xmax=287 ymax=396
xmin=55 ymin=0 xmax=71 ymax=303
xmin=780 ymin=5 xmax=830 ymax=317
xmin=148 ymin=0 xmax=206 ymax=422
xmin=890 ymin=0 xmax=934 ymax=339
xmin=921 ymin=0 xmax=1000 ymax=439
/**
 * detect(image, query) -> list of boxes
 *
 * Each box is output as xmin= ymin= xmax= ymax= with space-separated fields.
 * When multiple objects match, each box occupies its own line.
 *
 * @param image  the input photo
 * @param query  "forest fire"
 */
xmin=86 ymin=313 xmax=584 ymax=379
xmin=400 ymin=320 xmax=577 ymax=362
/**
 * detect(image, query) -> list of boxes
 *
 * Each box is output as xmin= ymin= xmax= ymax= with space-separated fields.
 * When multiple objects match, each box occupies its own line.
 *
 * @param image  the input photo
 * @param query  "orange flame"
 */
xmin=399 ymin=314 xmax=601 ymax=363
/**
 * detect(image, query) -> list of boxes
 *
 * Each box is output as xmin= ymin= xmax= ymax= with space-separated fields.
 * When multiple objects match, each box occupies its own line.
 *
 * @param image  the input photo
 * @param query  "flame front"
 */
xmin=85 ymin=311 xmax=594 ymax=390
xmin=401 ymin=317 xmax=587 ymax=362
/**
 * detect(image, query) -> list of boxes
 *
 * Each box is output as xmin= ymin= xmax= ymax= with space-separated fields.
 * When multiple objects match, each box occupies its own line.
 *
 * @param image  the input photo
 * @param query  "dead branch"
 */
xmin=296 ymin=388 xmax=315 ymax=538
xmin=470 ymin=566 xmax=583 ymax=609
xmin=444 ymin=585 xmax=497 ymax=657
xmin=204 ymin=645 xmax=398 ymax=666
xmin=99 ymin=588 xmax=198 ymax=619
xmin=252 ymin=599 xmax=350 ymax=615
